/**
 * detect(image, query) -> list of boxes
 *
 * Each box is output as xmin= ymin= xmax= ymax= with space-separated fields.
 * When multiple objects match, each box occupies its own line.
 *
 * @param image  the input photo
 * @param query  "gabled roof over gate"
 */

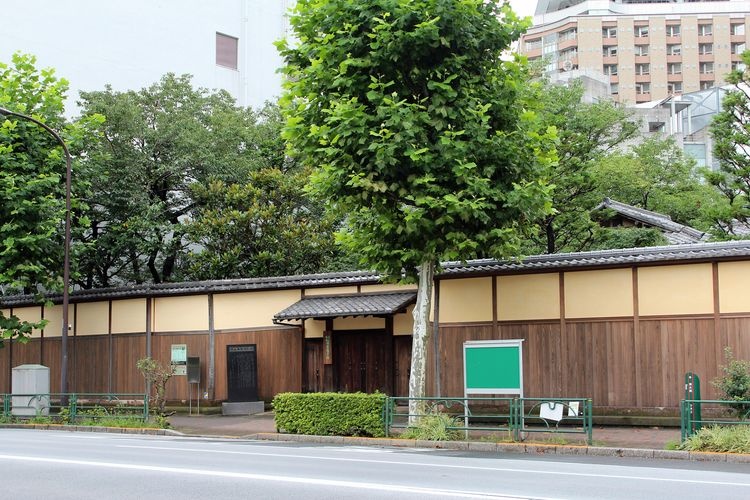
xmin=273 ymin=292 xmax=417 ymax=322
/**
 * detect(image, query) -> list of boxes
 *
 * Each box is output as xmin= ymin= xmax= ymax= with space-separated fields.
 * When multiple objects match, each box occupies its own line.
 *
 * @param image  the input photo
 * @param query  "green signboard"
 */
xmin=463 ymin=340 xmax=523 ymax=396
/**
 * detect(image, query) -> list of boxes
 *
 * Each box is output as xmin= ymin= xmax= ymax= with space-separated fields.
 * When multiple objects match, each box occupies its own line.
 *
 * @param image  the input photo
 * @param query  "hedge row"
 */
xmin=272 ymin=392 xmax=386 ymax=437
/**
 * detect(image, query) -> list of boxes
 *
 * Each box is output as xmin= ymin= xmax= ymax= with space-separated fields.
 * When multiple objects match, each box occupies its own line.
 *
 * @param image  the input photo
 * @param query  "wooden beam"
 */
xmin=323 ymin=318 xmax=334 ymax=392
xmin=632 ymin=267 xmax=642 ymax=408
xmin=385 ymin=316 xmax=394 ymax=396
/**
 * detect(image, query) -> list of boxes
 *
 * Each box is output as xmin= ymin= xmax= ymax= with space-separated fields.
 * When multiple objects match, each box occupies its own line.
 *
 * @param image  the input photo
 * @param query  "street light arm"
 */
xmin=0 ymin=105 xmax=72 ymax=396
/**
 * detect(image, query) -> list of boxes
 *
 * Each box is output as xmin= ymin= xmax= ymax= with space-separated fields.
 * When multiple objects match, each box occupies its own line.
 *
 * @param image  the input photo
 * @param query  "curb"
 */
xmin=252 ymin=432 xmax=750 ymax=464
xmin=0 ymin=423 xmax=182 ymax=437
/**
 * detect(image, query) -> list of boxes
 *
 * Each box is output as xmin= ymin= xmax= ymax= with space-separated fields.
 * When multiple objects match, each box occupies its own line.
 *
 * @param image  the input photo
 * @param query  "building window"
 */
xmin=611 ymin=83 xmax=619 ymax=95
xmin=700 ymin=81 xmax=714 ymax=90
xmin=602 ymin=27 xmax=617 ymax=39
xmin=635 ymin=25 xmax=649 ymax=38
xmin=731 ymin=24 xmax=746 ymax=36
xmin=560 ymin=48 xmax=577 ymax=61
xmin=699 ymin=43 xmax=713 ymax=55
xmin=668 ymin=63 xmax=682 ymax=75
xmin=604 ymin=64 xmax=618 ymax=76
xmin=603 ymin=45 xmax=618 ymax=57
xmin=698 ymin=24 xmax=712 ymax=37
xmin=667 ymin=44 xmax=681 ymax=56
xmin=216 ymin=32 xmax=238 ymax=70
xmin=636 ymin=83 xmax=651 ymax=95
xmin=635 ymin=63 xmax=650 ymax=75
xmin=668 ymin=82 xmax=683 ymax=94
xmin=732 ymin=61 xmax=747 ymax=72
xmin=525 ymin=38 xmax=542 ymax=51
xmin=559 ymin=29 xmax=577 ymax=42
xmin=732 ymin=42 xmax=746 ymax=55
xmin=635 ymin=45 xmax=649 ymax=57
xmin=700 ymin=62 xmax=714 ymax=74
xmin=666 ymin=24 xmax=681 ymax=37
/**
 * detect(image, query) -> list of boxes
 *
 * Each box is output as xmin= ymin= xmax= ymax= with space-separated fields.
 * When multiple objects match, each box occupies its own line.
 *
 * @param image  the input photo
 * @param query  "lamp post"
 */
xmin=0 ymin=107 xmax=72 ymax=396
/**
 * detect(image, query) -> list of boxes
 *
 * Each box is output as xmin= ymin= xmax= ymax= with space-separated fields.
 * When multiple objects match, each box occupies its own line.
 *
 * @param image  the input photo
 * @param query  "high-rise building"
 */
xmin=520 ymin=1 xmax=750 ymax=103
xmin=1 ymin=0 xmax=294 ymax=112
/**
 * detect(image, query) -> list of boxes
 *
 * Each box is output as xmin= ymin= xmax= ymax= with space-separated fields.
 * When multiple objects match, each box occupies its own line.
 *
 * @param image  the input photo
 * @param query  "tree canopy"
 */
xmin=279 ymin=0 xmax=556 ymax=406
xmin=0 ymin=53 xmax=100 ymax=344
xmin=707 ymin=50 xmax=750 ymax=238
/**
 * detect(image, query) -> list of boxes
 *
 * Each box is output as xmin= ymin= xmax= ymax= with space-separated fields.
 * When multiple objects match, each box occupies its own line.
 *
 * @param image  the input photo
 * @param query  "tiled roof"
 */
xmin=440 ymin=240 xmax=750 ymax=276
xmin=274 ymin=292 xmax=417 ymax=321
xmin=3 ymin=240 xmax=750 ymax=307
xmin=595 ymin=198 xmax=708 ymax=245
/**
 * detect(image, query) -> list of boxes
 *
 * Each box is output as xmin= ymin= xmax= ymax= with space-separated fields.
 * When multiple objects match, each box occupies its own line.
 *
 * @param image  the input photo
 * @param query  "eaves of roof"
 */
xmin=3 ymin=240 xmax=750 ymax=308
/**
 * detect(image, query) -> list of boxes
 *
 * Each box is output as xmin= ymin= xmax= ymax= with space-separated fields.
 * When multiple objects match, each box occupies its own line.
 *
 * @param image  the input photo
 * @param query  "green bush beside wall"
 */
xmin=273 ymin=392 xmax=386 ymax=437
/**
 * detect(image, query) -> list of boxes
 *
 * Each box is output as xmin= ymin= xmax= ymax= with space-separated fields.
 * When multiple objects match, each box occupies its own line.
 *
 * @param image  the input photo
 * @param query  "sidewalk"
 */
xmin=168 ymin=412 xmax=681 ymax=450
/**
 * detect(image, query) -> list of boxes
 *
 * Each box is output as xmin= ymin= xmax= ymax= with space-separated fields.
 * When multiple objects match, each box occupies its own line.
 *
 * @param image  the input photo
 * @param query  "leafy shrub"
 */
xmin=401 ymin=412 xmax=462 ymax=441
xmin=712 ymin=347 xmax=750 ymax=418
xmin=273 ymin=392 xmax=386 ymax=437
xmin=680 ymin=425 xmax=750 ymax=454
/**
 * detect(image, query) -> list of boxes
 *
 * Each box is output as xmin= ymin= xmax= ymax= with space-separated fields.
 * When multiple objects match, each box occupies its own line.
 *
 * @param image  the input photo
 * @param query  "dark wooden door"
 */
xmin=303 ymin=339 xmax=323 ymax=393
xmin=394 ymin=336 xmax=412 ymax=397
xmin=335 ymin=331 xmax=386 ymax=393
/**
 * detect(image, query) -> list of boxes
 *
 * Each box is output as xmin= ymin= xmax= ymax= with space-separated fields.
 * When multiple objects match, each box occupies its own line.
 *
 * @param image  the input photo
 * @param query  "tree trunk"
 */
xmin=408 ymin=259 xmax=435 ymax=426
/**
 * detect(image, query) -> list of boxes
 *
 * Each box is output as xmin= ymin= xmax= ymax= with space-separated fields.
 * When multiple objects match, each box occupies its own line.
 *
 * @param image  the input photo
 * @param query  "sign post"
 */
xmin=463 ymin=340 xmax=524 ymax=433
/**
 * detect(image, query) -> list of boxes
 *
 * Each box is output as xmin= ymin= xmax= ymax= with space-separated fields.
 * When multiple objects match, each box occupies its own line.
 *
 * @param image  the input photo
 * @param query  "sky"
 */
xmin=508 ymin=0 xmax=537 ymax=19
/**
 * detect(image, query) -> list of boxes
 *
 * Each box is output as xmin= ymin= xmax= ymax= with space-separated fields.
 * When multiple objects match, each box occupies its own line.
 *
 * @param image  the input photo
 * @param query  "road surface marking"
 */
xmin=115 ymin=445 xmax=750 ymax=488
xmin=0 ymin=453 xmax=542 ymax=500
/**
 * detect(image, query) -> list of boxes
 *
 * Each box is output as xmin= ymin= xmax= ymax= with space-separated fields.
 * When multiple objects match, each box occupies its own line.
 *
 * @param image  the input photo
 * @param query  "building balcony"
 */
xmin=698 ymin=53 xmax=714 ymax=62
xmin=666 ymin=55 xmax=682 ymax=63
xmin=635 ymin=74 xmax=651 ymax=83
xmin=633 ymin=36 xmax=650 ymax=45
xmin=731 ymin=34 xmax=746 ymax=43
xmin=700 ymin=72 xmax=715 ymax=81
xmin=558 ymin=38 xmax=578 ymax=51
xmin=666 ymin=36 xmax=681 ymax=44
xmin=523 ymin=47 xmax=542 ymax=58
xmin=667 ymin=73 xmax=683 ymax=82
xmin=607 ymin=74 xmax=619 ymax=83
xmin=635 ymin=93 xmax=652 ymax=103
xmin=698 ymin=35 xmax=714 ymax=44
xmin=602 ymin=55 xmax=618 ymax=64
xmin=635 ymin=55 xmax=650 ymax=64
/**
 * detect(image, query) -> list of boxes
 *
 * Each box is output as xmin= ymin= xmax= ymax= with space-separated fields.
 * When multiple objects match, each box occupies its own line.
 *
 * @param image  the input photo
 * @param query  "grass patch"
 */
xmin=401 ymin=413 xmax=462 ymax=441
xmin=680 ymin=425 xmax=750 ymax=453
xmin=664 ymin=439 xmax=681 ymax=451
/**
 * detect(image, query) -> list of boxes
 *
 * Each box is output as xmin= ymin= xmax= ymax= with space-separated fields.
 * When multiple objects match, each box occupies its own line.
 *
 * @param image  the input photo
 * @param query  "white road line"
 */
xmin=115 ymin=445 xmax=750 ymax=488
xmin=0 ymin=454 xmax=539 ymax=500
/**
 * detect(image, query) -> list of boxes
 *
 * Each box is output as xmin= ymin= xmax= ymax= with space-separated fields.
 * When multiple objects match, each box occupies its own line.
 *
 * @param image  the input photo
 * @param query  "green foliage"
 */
xmin=593 ymin=136 xmax=720 ymax=232
xmin=680 ymin=425 xmax=750 ymax=453
xmin=76 ymin=75 xmax=261 ymax=286
xmin=136 ymin=357 xmax=174 ymax=417
xmin=530 ymin=80 xmax=638 ymax=254
xmin=589 ymin=227 xmax=668 ymax=251
xmin=712 ymin=347 xmax=750 ymax=418
xmin=401 ymin=412 xmax=461 ymax=441
xmin=0 ymin=52 xmax=100 ymax=345
xmin=273 ymin=392 xmax=386 ymax=437
xmin=183 ymin=168 xmax=343 ymax=279
xmin=708 ymin=50 xmax=750 ymax=238
xmin=278 ymin=0 xmax=555 ymax=280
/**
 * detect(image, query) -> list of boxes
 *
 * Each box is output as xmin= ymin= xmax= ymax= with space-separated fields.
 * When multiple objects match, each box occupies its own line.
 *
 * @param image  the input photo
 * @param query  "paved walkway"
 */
xmin=168 ymin=413 xmax=681 ymax=450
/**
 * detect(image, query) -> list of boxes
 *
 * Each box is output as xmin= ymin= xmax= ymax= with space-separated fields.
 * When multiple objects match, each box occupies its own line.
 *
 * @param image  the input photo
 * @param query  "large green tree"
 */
xmin=279 ymin=0 xmax=555 ymax=408
xmin=707 ymin=51 xmax=750 ymax=237
xmin=0 ymin=53 xmax=100 ymax=344
xmin=529 ymin=80 xmax=638 ymax=254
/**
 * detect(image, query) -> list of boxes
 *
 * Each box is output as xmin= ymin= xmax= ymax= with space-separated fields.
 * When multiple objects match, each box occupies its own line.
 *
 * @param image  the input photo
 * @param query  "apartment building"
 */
xmin=521 ymin=1 xmax=750 ymax=103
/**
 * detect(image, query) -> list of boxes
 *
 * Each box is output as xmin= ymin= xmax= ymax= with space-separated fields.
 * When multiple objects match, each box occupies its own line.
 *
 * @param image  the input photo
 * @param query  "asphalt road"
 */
xmin=1 ymin=430 xmax=749 ymax=499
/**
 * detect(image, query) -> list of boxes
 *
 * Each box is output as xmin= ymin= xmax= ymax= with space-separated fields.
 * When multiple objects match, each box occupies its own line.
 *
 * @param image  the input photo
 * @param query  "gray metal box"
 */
xmin=12 ymin=364 xmax=50 ymax=417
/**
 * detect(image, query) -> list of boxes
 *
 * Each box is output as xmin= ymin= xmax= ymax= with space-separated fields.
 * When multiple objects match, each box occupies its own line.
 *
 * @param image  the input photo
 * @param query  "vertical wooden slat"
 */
xmin=39 ymin=304 xmax=44 ymax=365
xmin=559 ymin=272 xmax=567 ymax=396
xmin=108 ymin=300 xmax=113 ymax=394
xmin=323 ymin=318 xmax=334 ymax=391
xmin=208 ymin=293 xmax=215 ymax=400
xmin=432 ymin=280 xmax=441 ymax=396
xmin=384 ymin=316 xmax=394 ymax=395
xmin=632 ymin=267 xmax=642 ymax=407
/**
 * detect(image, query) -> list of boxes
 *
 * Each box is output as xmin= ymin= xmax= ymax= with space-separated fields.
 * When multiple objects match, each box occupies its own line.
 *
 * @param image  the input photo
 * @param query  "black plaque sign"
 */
xmin=227 ymin=344 xmax=258 ymax=402
xmin=187 ymin=356 xmax=201 ymax=384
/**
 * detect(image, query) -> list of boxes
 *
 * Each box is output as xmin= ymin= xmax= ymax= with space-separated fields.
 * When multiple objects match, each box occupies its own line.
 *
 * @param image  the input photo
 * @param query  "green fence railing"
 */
xmin=385 ymin=396 xmax=593 ymax=445
xmin=680 ymin=399 xmax=750 ymax=441
xmin=2 ymin=393 xmax=149 ymax=423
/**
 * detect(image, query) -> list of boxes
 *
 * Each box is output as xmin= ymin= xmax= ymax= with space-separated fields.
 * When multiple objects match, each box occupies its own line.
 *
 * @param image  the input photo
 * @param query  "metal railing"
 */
xmin=2 ymin=393 xmax=149 ymax=423
xmin=385 ymin=396 xmax=593 ymax=445
xmin=681 ymin=399 xmax=750 ymax=441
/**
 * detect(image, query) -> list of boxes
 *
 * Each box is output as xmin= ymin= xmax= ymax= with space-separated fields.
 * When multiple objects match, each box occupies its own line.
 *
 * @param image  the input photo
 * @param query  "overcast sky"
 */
xmin=508 ymin=0 xmax=537 ymax=19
